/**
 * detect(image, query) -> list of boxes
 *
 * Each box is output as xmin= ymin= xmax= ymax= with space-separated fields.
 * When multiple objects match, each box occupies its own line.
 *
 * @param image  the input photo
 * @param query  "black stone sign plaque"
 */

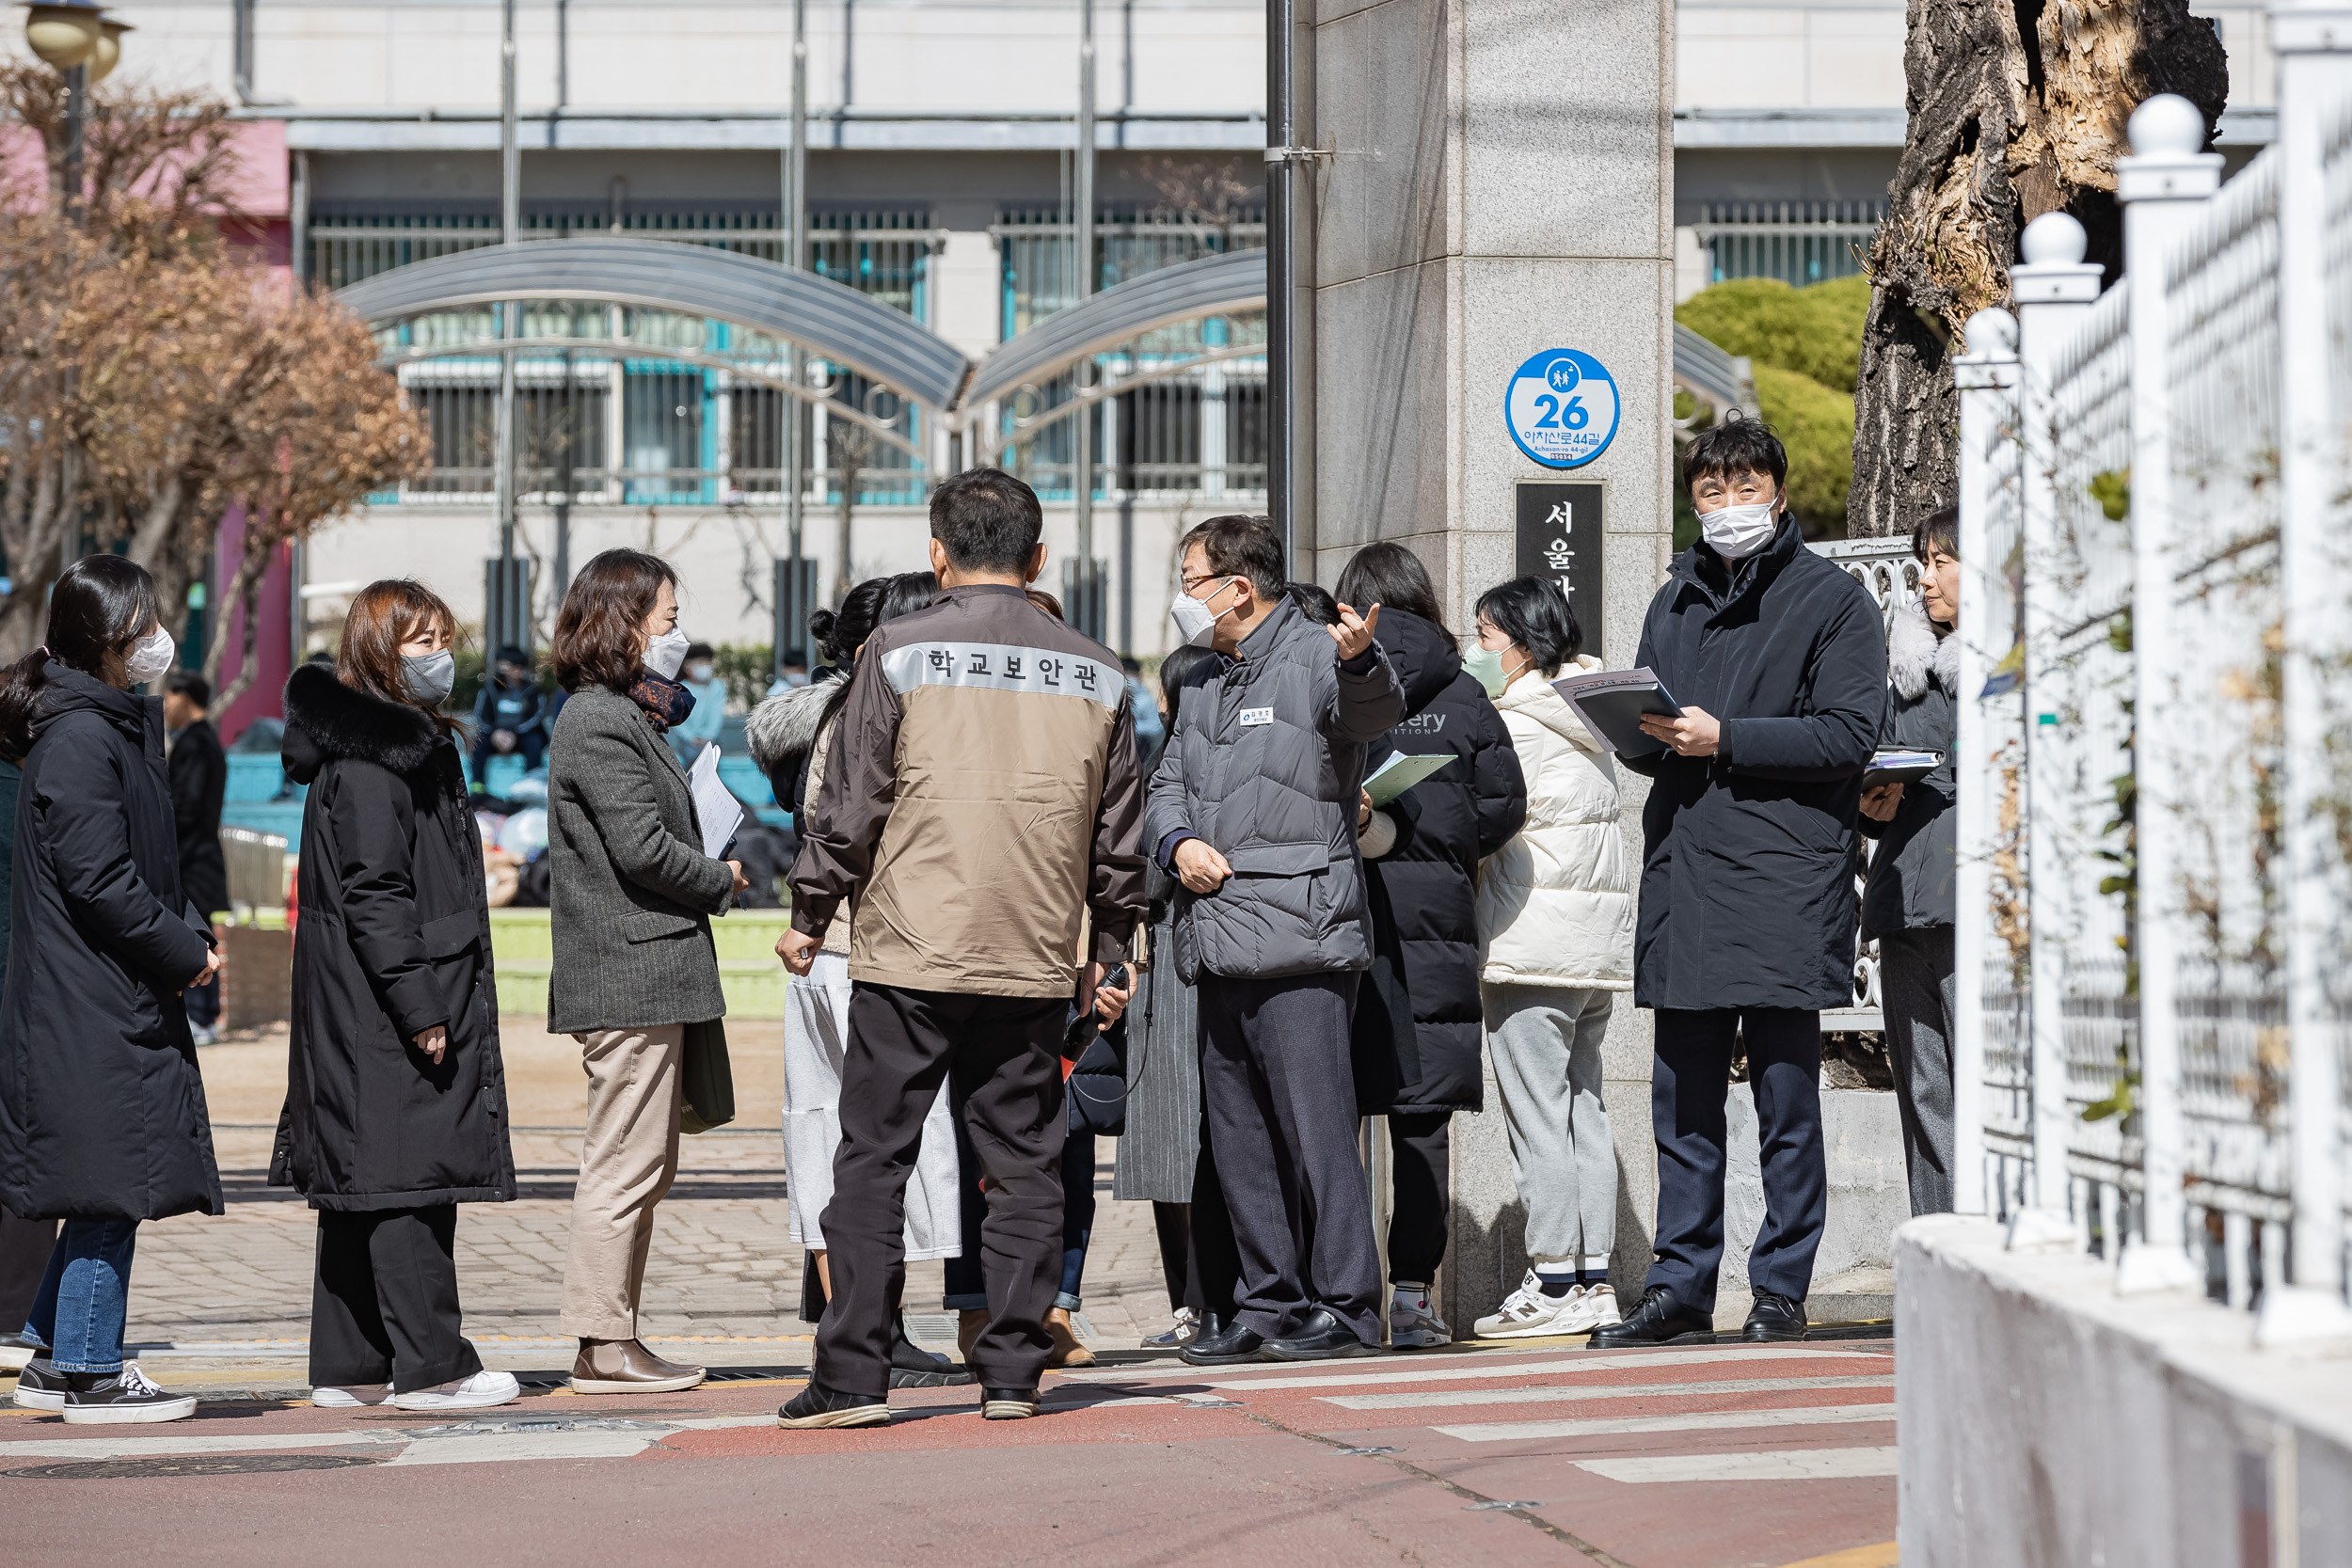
xmin=1514 ymin=480 xmax=1605 ymax=632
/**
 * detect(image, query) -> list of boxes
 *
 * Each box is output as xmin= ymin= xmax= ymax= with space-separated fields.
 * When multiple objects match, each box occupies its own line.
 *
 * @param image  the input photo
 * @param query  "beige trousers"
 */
xmin=559 ymin=1023 xmax=684 ymax=1340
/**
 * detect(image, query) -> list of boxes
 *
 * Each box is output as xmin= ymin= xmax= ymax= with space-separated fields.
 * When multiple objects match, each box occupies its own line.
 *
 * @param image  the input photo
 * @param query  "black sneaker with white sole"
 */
xmin=12 ymin=1357 xmax=67 ymax=1412
xmin=60 ymin=1363 xmax=197 ymax=1424
xmin=980 ymin=1386 xmax=1040 ymax=1420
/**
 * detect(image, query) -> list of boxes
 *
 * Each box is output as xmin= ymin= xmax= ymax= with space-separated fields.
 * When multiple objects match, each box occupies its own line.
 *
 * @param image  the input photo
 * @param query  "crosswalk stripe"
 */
xmin=1201 ymin=1345 xmax=1869 ymax=1392
xmin=1574 ymin=1446 xmax=1900 ymax=1483
xmin=1431 ymin=1402 xmax=1899 ymax=1443
xmin=1320 ymin=1373 xmax=1895 ymax=1411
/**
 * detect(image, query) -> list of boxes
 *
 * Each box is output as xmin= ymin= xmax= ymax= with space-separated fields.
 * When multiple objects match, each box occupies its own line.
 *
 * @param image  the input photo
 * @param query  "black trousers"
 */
xmin=1384 ymin=1110 xmax=1452 ymax=1286
xmin=1647 ymin=1007 xmax=1827 ymax=1313
xmin=816 ymin=982 xmax=1066 ymax=1398
xmin=310 ymin=1205 xmax=482 ymax=1392
xmin=1184 ymin=1099 xmax=1241 ymax=1323
xmin=1198 ymin=972 xmax=1381 ymax=1343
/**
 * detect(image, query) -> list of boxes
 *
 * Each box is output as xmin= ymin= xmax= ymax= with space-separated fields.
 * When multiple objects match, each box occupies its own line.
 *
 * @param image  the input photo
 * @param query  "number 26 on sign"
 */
xmin=1505 ymin=348 xmax=1620 ymax=469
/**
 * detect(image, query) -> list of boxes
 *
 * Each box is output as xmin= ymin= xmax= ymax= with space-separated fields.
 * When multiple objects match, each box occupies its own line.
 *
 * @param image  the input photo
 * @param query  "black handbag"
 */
xmin=1064 ymin=964 xmax=1130 ymax=1136
xmin=678 ymin=1017 xmax=736 ymax=1134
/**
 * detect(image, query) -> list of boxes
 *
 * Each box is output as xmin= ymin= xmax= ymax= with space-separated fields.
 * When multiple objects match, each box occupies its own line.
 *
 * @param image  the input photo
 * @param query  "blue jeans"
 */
xmin=1058 ymin=1130 xmax=1096 ymax=1311
xmin=24 ymin=1219 xmax=138 ymax=1373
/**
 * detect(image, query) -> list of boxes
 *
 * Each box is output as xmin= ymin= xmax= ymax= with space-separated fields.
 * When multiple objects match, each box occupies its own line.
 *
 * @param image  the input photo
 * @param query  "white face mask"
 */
xmin=1699 ymin=499 xmax=1781 ymax=560
xmin=1169 ymin=577 xmax=1240 ymax=649
xmin=644 ymin=626 xmax=691 ymax=681
xmin=123 ymin=626 xmax=175 ymax=686
xmin=686 ymin=661 xmax=715 ymax=685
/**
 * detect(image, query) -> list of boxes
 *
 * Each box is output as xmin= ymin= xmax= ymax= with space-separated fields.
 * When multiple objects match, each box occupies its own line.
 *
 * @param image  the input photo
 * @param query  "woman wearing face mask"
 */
xmin=276 ymin=580 xmax=518 ymax=1412
xmin=1463 ymin=578 xmax=1635 ymax=1338
xmin=0 ymin=555 xmax=222 ymax=1423
xmin=1858 ymin=506 xmax=1962 ymax=1215
xmin=743 ymin=571 xmax=964 ymax=1386
xmin=1329 ymin=543 xmax=1527 ymax=1351
xmin=547 ymin=549 xmax=748 ymax=1395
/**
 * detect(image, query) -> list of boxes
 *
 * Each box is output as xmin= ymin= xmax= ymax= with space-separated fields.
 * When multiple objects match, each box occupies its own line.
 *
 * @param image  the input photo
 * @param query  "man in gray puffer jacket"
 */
xmin=1145 ymin=515 xmax=1406 ymax=1363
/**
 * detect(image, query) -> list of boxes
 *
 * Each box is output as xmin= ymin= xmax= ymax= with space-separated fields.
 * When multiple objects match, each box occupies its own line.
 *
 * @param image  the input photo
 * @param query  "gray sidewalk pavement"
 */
xmin=127 ymin=1019 xmax=1183 ymax=1368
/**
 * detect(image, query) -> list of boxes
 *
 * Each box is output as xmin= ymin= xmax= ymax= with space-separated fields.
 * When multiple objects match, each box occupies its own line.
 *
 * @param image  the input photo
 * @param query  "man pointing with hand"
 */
xmin=1144 ymin=515 xmax=1406 ymax=1364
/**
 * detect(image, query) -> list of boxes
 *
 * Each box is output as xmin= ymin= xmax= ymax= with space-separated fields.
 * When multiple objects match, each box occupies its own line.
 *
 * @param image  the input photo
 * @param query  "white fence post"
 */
xmin=1953 ymin=308 xmax=2021 ymax=1217
xmin=2010 ymin=215 xmax=2105 ymax=1227
xmin=2115 ymin=95 xmax=2223 ymax=1292
xmin=2266 ymin=0 xmax=2352 ymax=1338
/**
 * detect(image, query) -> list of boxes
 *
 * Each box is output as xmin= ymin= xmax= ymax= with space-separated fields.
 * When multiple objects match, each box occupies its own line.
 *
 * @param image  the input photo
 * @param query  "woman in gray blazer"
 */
xmin=546 ymin=548 xmax=747 ymax=1395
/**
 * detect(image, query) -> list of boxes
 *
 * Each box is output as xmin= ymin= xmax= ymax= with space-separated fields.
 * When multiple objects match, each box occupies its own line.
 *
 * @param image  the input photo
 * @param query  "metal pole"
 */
xmin=291 ymin=151 xmax=310 ymax=291
xmin=496 ymin=0 xmax=520 ymax=598
xmin=62 ymin=62 xmax=85 ymax=227
xmin=784 ymin=0 xmax=809 ymax=671
xmin=1264 ymin=0 xmax=1312 ymax=574
xmin=1074 ymin=0 xmax=1096 ymax=637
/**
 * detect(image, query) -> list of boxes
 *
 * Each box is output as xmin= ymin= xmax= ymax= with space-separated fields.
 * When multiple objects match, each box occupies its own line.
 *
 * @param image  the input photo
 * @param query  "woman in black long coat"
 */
xmin=1333 ymin=545 xmax=1527 ymax=1349
xmin=0 ymin=555 xmax=220 ymax=1424
xmin=274 ymin=579 xmax=517 ymax=1412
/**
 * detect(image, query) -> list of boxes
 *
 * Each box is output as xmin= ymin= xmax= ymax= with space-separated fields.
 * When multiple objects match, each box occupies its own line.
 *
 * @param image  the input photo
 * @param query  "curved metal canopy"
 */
xmin=335 ymin=236 xmax=973 ymax=413
xmin=964 ymin=247 xmax=1268 ymax=409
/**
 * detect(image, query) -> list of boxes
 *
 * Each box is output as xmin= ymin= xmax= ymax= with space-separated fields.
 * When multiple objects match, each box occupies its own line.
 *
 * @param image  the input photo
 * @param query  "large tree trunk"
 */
xmin=1850 ymin=0 xmax=2230 ymax=537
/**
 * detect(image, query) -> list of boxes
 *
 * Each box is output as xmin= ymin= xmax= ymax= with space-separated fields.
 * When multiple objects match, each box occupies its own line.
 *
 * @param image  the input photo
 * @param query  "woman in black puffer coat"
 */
xmin=0 ymin=555 xmax=219 ymax=1423
xmin=275 ymin=580 xmax=517 ymax=1412
xmin=1333 ymin=545 xmax=1527 ymax=1347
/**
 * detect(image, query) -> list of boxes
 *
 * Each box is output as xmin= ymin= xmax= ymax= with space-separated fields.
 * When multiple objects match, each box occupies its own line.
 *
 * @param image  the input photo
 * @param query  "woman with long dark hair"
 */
xmin=745 ymin=571 xmax=961 ymax=1386
xmin=1 ymin=555 xmax=219 ymax=1423
xmin=1331 ymin=542 xmax=1527 ymax=1350
xmin=547 ymin=548 xmax=747 ymax=1396
xmin=276 ymin=580 xmax=519 ymax=1411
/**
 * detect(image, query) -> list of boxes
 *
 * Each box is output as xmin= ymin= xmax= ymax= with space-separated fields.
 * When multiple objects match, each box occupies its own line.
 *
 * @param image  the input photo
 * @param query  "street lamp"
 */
xmin=23 ymin=2 xmax=124 ymax=225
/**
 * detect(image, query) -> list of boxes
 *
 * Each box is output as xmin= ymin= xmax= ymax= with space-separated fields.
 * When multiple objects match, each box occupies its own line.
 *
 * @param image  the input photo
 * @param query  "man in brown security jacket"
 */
xmin=775 ymin=467 xmax=1146 ymax=1428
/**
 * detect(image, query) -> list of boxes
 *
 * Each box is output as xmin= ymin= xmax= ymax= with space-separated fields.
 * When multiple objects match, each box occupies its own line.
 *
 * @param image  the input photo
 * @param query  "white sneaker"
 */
xmin=311 ymin=1384 xmax=391 ymax=1408
xmin=1388 ymin=1291 xmax=1453 ymax=1350
xmin=1474 ymin=1276 xmax=1621 ymax=1339
xmin=389 ymin=1370 xmax=520 ymax=1411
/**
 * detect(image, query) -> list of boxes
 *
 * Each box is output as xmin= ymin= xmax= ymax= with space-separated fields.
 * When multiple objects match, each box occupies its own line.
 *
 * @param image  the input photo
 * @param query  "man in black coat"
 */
xmin=165 ymin=673 xmax=229 ymax=1045
xmin=1593 ymin=420 xmax=1886 ymax=1349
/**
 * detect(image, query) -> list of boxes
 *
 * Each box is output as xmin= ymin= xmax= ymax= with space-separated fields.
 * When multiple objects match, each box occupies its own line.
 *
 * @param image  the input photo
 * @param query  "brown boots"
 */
xmin=569 ymin=1338 xmax=707 ymax=1394
xmin=956 ymin=1307 xmax=1095 ymax=1370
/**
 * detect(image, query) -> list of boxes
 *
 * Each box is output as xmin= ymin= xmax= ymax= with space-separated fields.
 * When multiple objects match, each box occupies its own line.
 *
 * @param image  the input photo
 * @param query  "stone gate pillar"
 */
xmin=1305 ymin=0 xmax=1677 ymax=1328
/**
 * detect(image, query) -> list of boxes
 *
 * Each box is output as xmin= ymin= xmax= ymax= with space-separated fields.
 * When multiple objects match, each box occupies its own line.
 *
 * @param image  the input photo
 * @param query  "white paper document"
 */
xmin=687 ymin=744 xmax=744 ymax=861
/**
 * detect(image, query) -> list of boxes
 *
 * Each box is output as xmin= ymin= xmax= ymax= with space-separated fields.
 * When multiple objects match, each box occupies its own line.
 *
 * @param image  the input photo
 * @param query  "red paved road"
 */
xmin=0 ymin=1337 xmax=1897 ymax=1568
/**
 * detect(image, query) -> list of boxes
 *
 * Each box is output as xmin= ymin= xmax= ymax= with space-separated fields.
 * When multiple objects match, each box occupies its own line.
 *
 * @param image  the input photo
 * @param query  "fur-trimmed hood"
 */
xmin=280 ymin=661 xmax=445 ymax=784
xmin=1888 ymin=604 xmax=1959 ymax=702
xmin=743 ymin=670 xmax=848 ymax=781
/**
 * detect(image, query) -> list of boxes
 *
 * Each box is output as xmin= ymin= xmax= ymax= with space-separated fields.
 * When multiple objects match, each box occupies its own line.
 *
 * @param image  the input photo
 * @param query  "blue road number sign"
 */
xmin=1504 ymin=349 xmax=1619 ymax=469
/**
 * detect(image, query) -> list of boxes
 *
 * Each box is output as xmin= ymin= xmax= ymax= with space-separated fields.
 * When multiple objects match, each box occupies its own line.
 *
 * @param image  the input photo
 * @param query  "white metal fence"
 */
xmin=1951 ymin=13 xmax=2352 ymax=1338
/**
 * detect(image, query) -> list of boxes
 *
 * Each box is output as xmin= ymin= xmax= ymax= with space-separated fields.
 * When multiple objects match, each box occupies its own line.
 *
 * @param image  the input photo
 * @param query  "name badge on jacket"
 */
xmin=1239 ymin=707 xmax=1273 ymax=727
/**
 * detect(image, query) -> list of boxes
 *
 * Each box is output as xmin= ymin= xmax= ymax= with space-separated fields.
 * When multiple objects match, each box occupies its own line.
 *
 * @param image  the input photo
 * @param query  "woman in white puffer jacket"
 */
xmin=1463 ymin=577 xmax=1635 ymax=1339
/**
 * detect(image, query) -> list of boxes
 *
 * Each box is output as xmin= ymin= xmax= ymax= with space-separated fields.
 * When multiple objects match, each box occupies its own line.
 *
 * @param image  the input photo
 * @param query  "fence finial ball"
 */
xmin=2127 ymin=93 xmax=2207 ymax=157
xmin=2019 ymin=212 xmax=2088 ymax=266
xmin=1963 ymin=309 xmax=2018 ymax=356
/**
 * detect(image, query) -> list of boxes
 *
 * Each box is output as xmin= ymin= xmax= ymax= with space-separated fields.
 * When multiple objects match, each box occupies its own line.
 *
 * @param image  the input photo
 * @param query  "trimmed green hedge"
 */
xmin=1674 ymin=273 xmax=1871 ymax=394
xmin=1675 ymin=272 xmax=1869 ymax=537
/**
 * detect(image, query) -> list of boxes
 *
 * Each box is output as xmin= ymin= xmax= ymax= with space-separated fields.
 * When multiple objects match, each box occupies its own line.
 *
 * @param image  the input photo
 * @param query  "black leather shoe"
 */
xmin=1588 ymin=1286 xmax=1715 ymax=1348
xmin=1179 ymin=1315 xmax=1266 ymax=1367
xmin=1741 ymin=1291 xmax=1808 ymax=1342
xmin=981 ymin=1386 xmax=1040 ymax=1420
xmin=1263 ymin=1307 xmax=1378 ymax=1362
xmin=777 ymin=1379 xmax=890 ymax=1429
xmin=890 ymin=1314 xmax=975 ymax=1388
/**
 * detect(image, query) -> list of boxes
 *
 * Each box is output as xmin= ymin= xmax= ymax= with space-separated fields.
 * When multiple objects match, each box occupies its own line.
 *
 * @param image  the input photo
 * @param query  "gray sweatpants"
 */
xmin=1879 ymin=927 xmax=1958 ymax=1216
xmin=1482 ymin=984 xmax=1616 ymax=1265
